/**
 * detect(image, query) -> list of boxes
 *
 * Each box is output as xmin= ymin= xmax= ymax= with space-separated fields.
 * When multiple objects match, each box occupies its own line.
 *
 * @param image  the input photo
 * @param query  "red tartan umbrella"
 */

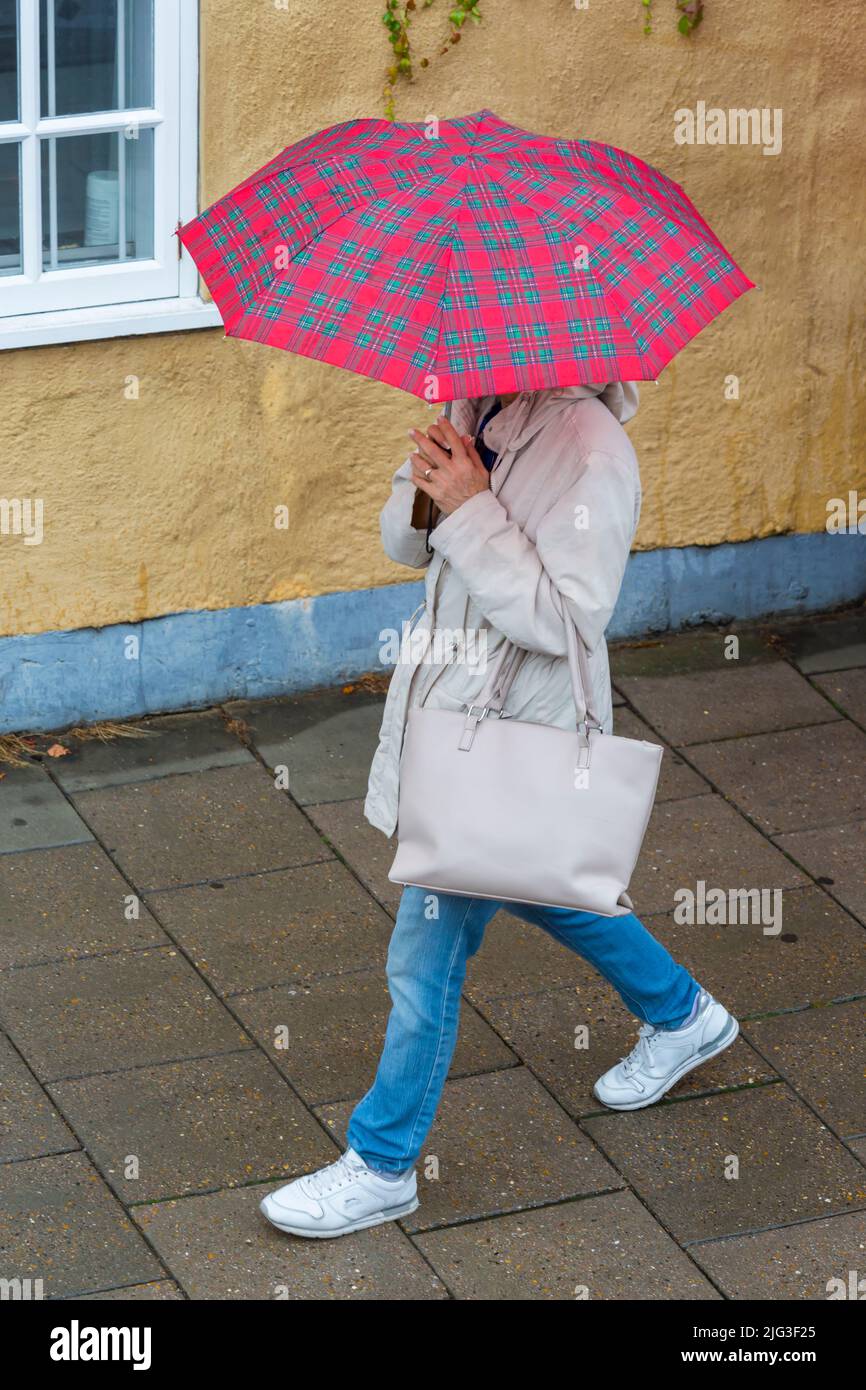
xmin=179 ymin=108 xmax=752 ymax=403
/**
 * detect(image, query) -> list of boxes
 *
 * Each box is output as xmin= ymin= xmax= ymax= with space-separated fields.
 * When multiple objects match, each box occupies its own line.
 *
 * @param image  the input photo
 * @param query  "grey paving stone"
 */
xmin=76 ymin=1280 xmax=184 ymax=1301
xmin=50 ymin=1051 xmax=334 ymax=1203
xmin=225 ymin=689 xmax=385 ymax=805
xmin=0 ymin=947 xmax=250 ymax=1082
xmin=305 ymin=798 xmax=401 ymax=912
xmin=813 ymin=667 xmax=866 ymax=725
xmin=0 ymin=842 xmax=168 ymax=969
xmin=609 ymin=629 xmax=776 ymax=681
xmin=615 ymin=662 xmax=838 ymax=747
xmin=687 ymin=722 xmax=866 ymax=836
xmin=690 ymin=1210 xmax=866 ymax=1300
xmin=135 ymin=1186 xmax=446 ymax=1300
xmin=71 ymin=764 xmax=332 ymax=891
xmin=0 ymin=764 xmax=93 ymax=855
xmin=233 ymin=968 xmax=516 ymax=1106
xmin=644 ymin=886 xmax=866 ymax=1017
xmin=147 ymin=859 xmax=394 ymax=997
xmin=776 ymin=820 xmax=866 ymax=923
xmin=610 ymin=707 xmax=708 ymax=801
xmin=630 ymin=794 xmax=808 ymax=918
xmin=479 ymin=982 xmax=773 ymax=1120
xmin=317 ymin=1067 xmax=621 ymax=1233
xmin=416 ymin=1189 xmax=719 ymax=1300
xmin=744 ymin=1000 xmax=866 ymax=1136
xmin=465 ymin=909 xmax=595 ymax=1002
xmin=780 ymin=611 xmax=866 ymax=675
xmin=50 ymin=711 xmax=253 ymax=792
xmin=583 ymin=1085 xmax=866 ymax=1243
xmin=0 ymin=1033 xmax=77 ymax=1162
xmin=848 ymin=1137 xmax=866 ymax=1164
xmin=0 ymin=1152 xmax=162 ymax=1299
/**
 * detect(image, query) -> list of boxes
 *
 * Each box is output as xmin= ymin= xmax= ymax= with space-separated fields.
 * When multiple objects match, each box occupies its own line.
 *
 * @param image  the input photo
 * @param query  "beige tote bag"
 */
xmin=388 ymin=605 xmax=663 ymax=916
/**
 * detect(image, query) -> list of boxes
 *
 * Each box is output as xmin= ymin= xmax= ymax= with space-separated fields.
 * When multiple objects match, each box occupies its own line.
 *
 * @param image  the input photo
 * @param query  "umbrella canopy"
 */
xmin=179 ymin=108 xmax=752 ymax=402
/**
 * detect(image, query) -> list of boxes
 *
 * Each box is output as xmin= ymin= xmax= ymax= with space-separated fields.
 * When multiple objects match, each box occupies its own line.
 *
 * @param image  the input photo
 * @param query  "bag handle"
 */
xmin=471 ymin=595 xmax=601 ymax=731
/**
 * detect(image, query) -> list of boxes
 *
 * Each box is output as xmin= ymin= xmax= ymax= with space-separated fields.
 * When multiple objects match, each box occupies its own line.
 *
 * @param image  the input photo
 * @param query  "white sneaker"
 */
xmin=259 ymin=1148 xmax=418 ymax=1239
xmin=593 ymin=991 xmax=739 ymax=1111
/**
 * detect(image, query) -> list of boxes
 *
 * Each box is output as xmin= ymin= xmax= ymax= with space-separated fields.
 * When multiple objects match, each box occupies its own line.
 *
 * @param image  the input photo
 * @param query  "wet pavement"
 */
xmin=1 ymin=607 xmax=864 ymax=1300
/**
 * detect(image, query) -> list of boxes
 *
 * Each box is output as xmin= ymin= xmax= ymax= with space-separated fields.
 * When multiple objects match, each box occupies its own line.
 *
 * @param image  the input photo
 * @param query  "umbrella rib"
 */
xmin=426 ymin=110 xmax=490 ymax=390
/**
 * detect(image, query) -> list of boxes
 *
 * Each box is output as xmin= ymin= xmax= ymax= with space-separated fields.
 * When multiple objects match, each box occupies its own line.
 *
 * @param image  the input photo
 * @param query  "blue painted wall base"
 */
xmin=1 ymin=531 xmax=863 ymax=734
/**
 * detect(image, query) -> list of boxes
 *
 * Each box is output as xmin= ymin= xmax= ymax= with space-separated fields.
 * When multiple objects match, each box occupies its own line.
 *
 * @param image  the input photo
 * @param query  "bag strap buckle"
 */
xmin=458 ymin=704 xmax=489 ymax=752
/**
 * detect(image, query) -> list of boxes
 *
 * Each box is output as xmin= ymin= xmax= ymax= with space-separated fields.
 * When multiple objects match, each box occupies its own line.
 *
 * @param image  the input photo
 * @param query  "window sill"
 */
xmin=0 ymin=296 xmax=223 ymax=350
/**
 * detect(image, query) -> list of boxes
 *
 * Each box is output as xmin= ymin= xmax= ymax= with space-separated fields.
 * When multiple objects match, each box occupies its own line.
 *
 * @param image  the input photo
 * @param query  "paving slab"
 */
xmin=848 ymin=1137 xmax=866 ymax=1164
xmin=630 ymin=794 xmax=808 ymax=918
xmin=71 ymin=763 xmax=332 ymax=891
xmin=609 ymin=707 xmax=708 ymax=801
xmin=148 ymin=859 xmax=394 ymax=998
xmin=224 ymin=689 xmax=385 ymax=804
xmin=0 ymin=1033 xmax=78 ymax=1162
xmin=233 ymin=969 xmax=516 ymax=1106
xmin=744 ymin=1000 xmax=866 ymax=1137
xmin=76 ymin=1280 xmax=184 ymax=1301
xmin=644 ymin=886 xmax=866 ymax=1017
xmin=465 ymin=910 xmax=596 ymax=1001
xmin=49 ymin=711 xmax=254 ymax=792
xmin=0 ymin=763 xmax=93 ymax=855
xmin=688 ymin=721 xmax=866 ymax=837
xmin=776 ymin=820 xmax=866 ymax=923
xmin=135 ymin=1185 xmax=447 ymax=1300
xmin=318 ymin=1067 xmax=621 ymax=1232
xmin=609 ymin=629 xmax=776 ymax=681
xmin=50 ymin=1051 xmax=334 ymax=1203
xmin=0 ymin=841 xmax=168 ymax=969
xmin=583 ymin=1085 xmax=866 ymax=1243
xmin=615 ymin=662 xmax=838 ymax=747
xmin=813 ymin=667 xmax=866 ymax=725
xmin=415 ymin=1189 xmax=719 ymax=1300
xmin=0 ymin=1152 xmax=163 ymax=1299
xmin=0 ymin=947 xmax=250 ymax=1082
xmin=779 ymin=611 xmax=866 ymax=674
xmin=689 ymin=1209 xmax=866 ymax=1300
xmin=305 ymin=797 xmax=401 ymax=912
xmin=478 ymin=982 xmax=773 ymax=1120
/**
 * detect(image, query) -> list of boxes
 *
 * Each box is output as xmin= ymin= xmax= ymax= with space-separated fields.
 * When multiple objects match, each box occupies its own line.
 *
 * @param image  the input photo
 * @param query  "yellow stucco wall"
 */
xmin=2 ymin=0 xmax=864 ymax=639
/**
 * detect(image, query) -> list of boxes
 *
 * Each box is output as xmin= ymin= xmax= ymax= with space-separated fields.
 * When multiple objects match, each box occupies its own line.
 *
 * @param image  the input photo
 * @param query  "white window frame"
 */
xmin=0 ymin=0 xmax=219 ymax=348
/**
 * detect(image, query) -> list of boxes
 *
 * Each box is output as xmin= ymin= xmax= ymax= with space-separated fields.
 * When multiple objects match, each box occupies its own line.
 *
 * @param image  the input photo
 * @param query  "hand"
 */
xmin=409 ymin=415 xmax=490 ymax=517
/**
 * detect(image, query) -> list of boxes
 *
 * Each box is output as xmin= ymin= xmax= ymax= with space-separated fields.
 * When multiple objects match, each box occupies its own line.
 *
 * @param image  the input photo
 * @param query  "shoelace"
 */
xmin=303 ymin=1153 xmax=363 ymax=1199
xmin=620 ymin=1023 xmax=664 ymax=1075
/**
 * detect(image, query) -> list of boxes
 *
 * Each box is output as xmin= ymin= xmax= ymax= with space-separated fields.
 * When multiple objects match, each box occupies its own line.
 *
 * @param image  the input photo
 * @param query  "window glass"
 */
xmin=41 ymin=126 xmax=154 ymax=268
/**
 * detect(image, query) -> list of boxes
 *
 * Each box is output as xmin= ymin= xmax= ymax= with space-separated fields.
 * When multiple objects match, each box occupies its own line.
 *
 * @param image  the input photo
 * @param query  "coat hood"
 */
xmin=467 ymin=380 xmax=640 ymax=460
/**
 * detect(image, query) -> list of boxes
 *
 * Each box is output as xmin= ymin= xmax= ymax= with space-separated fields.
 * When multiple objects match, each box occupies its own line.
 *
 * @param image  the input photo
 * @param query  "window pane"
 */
xmin=0 ymin=141 xmax=21 ymax=275
xmin=40 ymin=0 xmax=153 ymax=117
xmin=0 ymin=0 xmax=18 ymax=122
xmin=41 ymin=126 xmax=153 ymax=269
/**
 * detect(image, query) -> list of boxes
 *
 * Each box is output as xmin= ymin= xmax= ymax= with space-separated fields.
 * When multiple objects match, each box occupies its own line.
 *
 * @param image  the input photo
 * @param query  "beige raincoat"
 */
xmin=363 ymin=382 xmax=642 ymax=837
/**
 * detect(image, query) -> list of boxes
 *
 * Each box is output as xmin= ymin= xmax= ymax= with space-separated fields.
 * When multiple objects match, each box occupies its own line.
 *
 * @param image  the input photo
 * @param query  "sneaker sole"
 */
xmin=260 ymin=1195 xmax=419 ymax=1239
xmin=592 ymin=1014 xmax=740 ymax=1112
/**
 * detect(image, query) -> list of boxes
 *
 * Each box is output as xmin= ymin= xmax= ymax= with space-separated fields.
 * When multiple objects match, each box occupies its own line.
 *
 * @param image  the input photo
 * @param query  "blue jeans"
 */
xmin=347 ymin=887 xmax=699 ymax=1172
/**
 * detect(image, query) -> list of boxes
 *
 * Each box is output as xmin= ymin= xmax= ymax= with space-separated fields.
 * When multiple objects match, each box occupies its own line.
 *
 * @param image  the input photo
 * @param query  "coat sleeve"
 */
xmin=379 ymin=398 xmax=478 ymax=571
xmin=379 ymin=454 xmax=435 ymax=569
xmin=428 ymin=449 xmax=638 ymax=656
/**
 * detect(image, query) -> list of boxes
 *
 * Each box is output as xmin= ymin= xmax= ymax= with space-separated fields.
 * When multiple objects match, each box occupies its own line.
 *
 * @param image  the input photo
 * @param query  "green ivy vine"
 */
xmin=382 ymin=0 xmax=483 ymax=120
xmin=642 ymin=0 xmax=705 ymax=36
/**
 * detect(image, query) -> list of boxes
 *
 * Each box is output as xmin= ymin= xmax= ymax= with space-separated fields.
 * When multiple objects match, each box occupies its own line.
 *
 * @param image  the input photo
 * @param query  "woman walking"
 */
xmin=261 ymin=383 xmax=738 ymax=1239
